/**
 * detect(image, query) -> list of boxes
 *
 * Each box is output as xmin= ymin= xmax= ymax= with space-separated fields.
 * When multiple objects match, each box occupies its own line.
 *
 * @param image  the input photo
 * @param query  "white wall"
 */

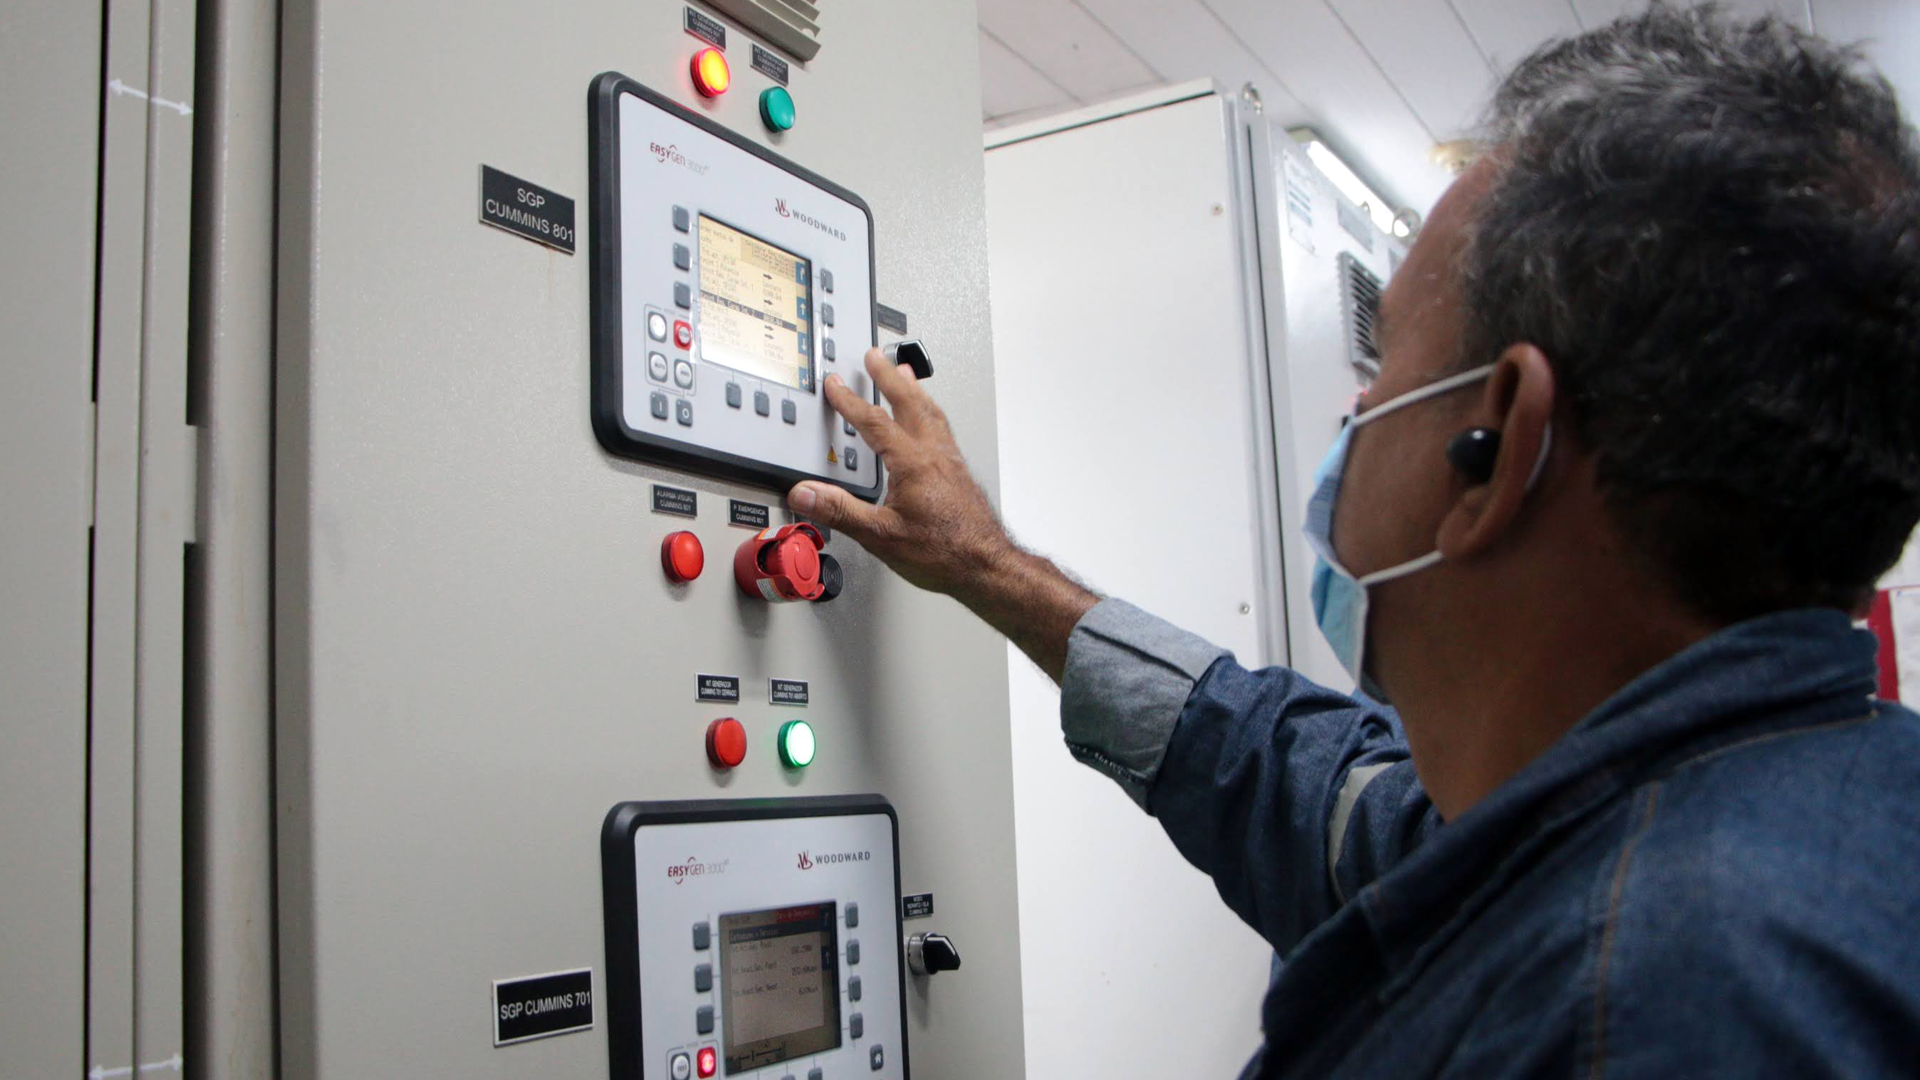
xmin=1884 ymin=532 xmax=1920 ymax=590
xmin=987 ymin=93 xmax=1273 ymax=1079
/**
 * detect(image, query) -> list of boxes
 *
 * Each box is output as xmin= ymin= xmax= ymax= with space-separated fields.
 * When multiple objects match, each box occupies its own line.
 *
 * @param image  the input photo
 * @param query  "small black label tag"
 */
xmin=876 ymin=304 xmax=909 ymax=335
xmin=902 ymin=894 xmax=934 ymax=920
xmin=729 ymin=500 xmax=771 ymax=530
xmin=479 ymin=166 xmax=575 ymax=254
xmin=652 ymin=485 xmax=698 ymax=518
xmin=698 ymin=674 xmax=741 ymax=703
xmin=770 ymin=679 xmax=809 ymax=705
xmin=684 ymin=6 xmax=726 ymax=48
xmin=751 ymin=44 xmax=790 ymax=85
xmin=494 ymin=968 xmax=593 ymax=1046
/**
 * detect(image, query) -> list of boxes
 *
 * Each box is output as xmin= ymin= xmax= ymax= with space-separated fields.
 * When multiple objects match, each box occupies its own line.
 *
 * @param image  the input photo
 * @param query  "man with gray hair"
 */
xmin=793 ymin=4 xmax=1920 ymax=1076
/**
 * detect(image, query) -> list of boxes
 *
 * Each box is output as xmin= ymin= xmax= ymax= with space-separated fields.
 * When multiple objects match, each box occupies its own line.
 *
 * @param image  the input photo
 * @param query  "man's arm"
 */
xmin=792 ymin=349 xmax=1434 ymax=951
xmin=786 ymin=349 xmax=1097 ymax=680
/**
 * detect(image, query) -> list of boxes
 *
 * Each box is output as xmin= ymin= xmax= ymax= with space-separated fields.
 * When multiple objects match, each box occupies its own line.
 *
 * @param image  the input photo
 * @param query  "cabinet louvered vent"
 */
xmin=1339 ymin=251 xmax=1383 ymax=382
xmin=707 ymin=0 xmax=821 ymax=61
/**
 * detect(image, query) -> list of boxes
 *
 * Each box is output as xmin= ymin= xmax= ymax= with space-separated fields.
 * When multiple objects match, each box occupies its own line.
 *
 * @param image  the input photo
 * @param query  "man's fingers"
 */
xmin=788 ymin=481 xmax=888 ymax=544
xmin=822 ymin=373 xmax=902 ymax=454
xmin=865 ymin=348 xmax=938 ymax=432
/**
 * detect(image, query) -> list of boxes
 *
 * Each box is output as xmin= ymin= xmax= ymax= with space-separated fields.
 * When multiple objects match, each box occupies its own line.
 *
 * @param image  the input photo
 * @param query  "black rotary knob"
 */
xmin=907 ymin=932 xmax=961 ymax=975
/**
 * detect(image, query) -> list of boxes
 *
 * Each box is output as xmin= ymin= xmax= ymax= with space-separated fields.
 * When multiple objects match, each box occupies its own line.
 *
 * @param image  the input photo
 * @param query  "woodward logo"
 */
xmin=666 ymin=856 xmax=730 ymax=884
xmin=650 ymin=142 xmax=710 ymax=176
xmin=796 ymin=849 xmax=870 ymax=870
xmin=774 ymin=198 xmax=846 ymax=242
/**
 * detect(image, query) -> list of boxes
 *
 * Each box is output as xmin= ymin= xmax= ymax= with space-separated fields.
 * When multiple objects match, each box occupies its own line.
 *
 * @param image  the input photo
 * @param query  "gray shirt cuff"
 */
xmin=1059 ymin=598 xmax=1230 ymax=808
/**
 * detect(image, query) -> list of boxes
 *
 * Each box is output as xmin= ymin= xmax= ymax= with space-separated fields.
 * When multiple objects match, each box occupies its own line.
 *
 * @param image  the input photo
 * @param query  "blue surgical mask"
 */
xmin=1304 ymin=364 xmax=1550 ymax=700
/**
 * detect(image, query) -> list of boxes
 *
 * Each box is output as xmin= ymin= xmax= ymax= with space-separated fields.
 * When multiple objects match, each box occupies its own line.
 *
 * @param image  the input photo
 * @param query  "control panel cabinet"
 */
xmin=590 ymin=75 xmax=882 ymax=499
xmin=270 ymin=2 xmax=1024 ymax=1079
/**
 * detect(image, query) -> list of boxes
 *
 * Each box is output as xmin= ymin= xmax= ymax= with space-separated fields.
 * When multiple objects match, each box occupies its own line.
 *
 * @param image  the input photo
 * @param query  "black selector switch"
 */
xmin=881 ymin=339 xmax=934 ymax=380
xmin=907 ymin=932 xmax=961 ymax=975
xmin=816 ymin=553 xmax=845 ymax=603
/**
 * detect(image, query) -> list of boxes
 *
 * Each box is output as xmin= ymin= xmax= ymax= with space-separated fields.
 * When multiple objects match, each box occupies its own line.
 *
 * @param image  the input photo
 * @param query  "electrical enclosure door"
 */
xmin=590 ymin=74 xmax=881 ymax=499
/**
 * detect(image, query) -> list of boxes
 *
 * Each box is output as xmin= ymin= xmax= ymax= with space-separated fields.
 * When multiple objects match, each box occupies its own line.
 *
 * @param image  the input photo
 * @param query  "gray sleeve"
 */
xmin=1058 ymin=598 xmax=1230 ymax=808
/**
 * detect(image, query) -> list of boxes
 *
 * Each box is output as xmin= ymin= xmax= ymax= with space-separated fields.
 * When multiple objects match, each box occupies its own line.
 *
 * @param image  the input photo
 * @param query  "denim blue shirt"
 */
xmin=1059 ymin=599 xmax=1920 ymax=1078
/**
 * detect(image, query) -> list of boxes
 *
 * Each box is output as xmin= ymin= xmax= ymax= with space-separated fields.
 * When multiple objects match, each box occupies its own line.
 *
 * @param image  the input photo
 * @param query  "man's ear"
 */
xmin=1436 ymin=344 xmax=1556 ymax=560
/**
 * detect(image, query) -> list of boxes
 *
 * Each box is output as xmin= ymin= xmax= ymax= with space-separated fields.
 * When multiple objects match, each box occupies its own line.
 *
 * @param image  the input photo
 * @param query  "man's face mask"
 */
xmin=1303 ymin=364 xmax=1550 ymax=701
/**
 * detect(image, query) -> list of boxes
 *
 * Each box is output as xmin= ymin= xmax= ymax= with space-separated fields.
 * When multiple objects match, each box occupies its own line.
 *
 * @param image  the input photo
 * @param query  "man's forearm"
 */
xmin=952 ymin=545 xmax=1099 ymax=683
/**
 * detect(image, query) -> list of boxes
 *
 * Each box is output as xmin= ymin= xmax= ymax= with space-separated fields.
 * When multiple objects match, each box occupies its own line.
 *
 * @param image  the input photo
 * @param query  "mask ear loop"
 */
xmin=1349 ymin=365 xmax=1497 ymax=429
xmin=1525 ymin=424 xmax=1554 ymax=489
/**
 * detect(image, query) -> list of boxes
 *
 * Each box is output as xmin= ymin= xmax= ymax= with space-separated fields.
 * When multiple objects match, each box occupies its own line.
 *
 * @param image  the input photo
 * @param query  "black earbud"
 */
xmin=1446 ymin=427 xmax=1502 ymax=483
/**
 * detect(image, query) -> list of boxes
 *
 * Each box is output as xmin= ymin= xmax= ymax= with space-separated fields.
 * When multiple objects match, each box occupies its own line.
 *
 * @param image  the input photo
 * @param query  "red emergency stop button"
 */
xmin=706 ymin=718 xmax=747 ymax=770
xmin=662 ymin=530 xmax=705 ymax=583
xmin=674 ymin=319 xmax=694 ymax=349
xmin=696 ymin=1046 xmax=718 ymax=1078
xmin=734 ymin=523 xmax=827 ymax=602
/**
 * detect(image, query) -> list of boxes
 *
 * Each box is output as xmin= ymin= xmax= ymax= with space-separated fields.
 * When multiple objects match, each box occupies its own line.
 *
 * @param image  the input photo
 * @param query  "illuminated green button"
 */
xmin=778 ymin=719 xmax=816 ymax=768
xmin=759 ymin=86 xmax=796 ymax=132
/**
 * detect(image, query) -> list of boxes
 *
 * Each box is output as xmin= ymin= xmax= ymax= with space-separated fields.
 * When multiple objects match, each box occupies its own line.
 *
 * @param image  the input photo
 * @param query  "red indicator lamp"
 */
xmin=691 ymin=48 xmax=731 ymax=97
xmin=706 ymin=718 xmax=748 ymax=770
xmin=696 ymin=1046 xmax=718 ymax=1078
xmin=661 ymin=531 xmax=705 ymax=583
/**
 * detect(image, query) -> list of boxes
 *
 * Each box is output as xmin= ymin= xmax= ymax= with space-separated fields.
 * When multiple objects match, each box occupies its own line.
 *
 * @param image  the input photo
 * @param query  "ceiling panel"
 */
xmin=1573 ymin=0 xmax=1810 ymax=29
xmin=1076 ymin=0 xmax=1307 ymax=119
xmin=977 ymin=0 xmax=1886 ymax=224
xmin=1205 ymin=0 xmax=1457 ymax=212
xmin=977 ymin=0 xmax=1164 ymax=103
xmin=979 ymin=27 xmax=1076 ymax=123
xmin=1328 ymin=0 xmax=1498 ymax=139
xmin=1812 ymin=0 xmax=1920 ymax=116
xmin=1570 ymin=0 xmax=1641 ymax=25
xmin=1716 ymin=0 xmax=1813 ymax=27
xmin=1449 ymin=0 xmax=1585 ymax=71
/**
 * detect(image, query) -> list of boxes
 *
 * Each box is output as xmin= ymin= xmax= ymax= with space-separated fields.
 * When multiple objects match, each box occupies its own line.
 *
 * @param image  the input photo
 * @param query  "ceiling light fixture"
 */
xmin=1290 ymin=128 xmax=1396 ymax=235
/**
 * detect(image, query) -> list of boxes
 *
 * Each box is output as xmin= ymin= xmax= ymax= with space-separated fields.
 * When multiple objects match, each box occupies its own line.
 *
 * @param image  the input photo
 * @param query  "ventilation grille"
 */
xmin=1339 ymin=251 xmax=1383 ymax=382
xmin=707 ymin=0 xmax=821 ymax=62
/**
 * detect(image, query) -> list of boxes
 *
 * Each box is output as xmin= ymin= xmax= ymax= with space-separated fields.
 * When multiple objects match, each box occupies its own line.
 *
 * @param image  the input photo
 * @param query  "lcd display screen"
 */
xmin=718 ymin=902 xmax=842 ymax=1074
xmin=696 ymin=214 xmax=815 ymax=392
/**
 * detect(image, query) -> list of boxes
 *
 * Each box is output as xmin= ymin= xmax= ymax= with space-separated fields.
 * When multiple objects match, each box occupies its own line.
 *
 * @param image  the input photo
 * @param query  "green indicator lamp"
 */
xmin=778 ymin=719 xmax=816 ymax=768
xmin=760 ymin=86 xmax=796 ymax=132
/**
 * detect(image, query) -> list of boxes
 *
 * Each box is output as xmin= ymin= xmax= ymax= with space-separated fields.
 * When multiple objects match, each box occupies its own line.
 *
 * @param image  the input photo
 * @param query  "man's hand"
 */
xmin=787 ymin=348 xmax=1097 ymax=682
xmin=787 ymin=348 xmax=1012 ymax=596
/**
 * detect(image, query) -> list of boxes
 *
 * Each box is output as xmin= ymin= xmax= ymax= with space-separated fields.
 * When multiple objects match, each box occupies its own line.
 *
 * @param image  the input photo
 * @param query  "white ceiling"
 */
xmin=979 ymin=0 xmax=1919 ymax=218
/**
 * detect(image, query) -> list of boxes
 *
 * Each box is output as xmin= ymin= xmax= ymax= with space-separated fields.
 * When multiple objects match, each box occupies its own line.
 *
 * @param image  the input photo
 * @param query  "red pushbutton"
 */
xmin=696 ymin=1046 xmax=718 ymax=1078
xmin=662 ymin=531 xmax=705 ymax=583
xmin=706 ymin=718 xmax=747 ymax=770
xmin=734 ymin=523 xmax=827 ymax=602
xmin=673 ymin=320 xmax=693 ymax=349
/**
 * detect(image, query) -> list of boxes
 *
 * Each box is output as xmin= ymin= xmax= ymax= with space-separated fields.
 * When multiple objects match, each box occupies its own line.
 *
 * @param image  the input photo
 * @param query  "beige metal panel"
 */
xmin=0 ymin=1 xmax=103 ymax=1075
xmin=133 ymin=0 xmax=200 ymax=1071
xmin=91 ymin=0 xmax=158 ymax=1072
xmin=276 ymin=1 xmax=1022 ymax=1078
xmin=185 ymin=0 xmax=281 ymax=1073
